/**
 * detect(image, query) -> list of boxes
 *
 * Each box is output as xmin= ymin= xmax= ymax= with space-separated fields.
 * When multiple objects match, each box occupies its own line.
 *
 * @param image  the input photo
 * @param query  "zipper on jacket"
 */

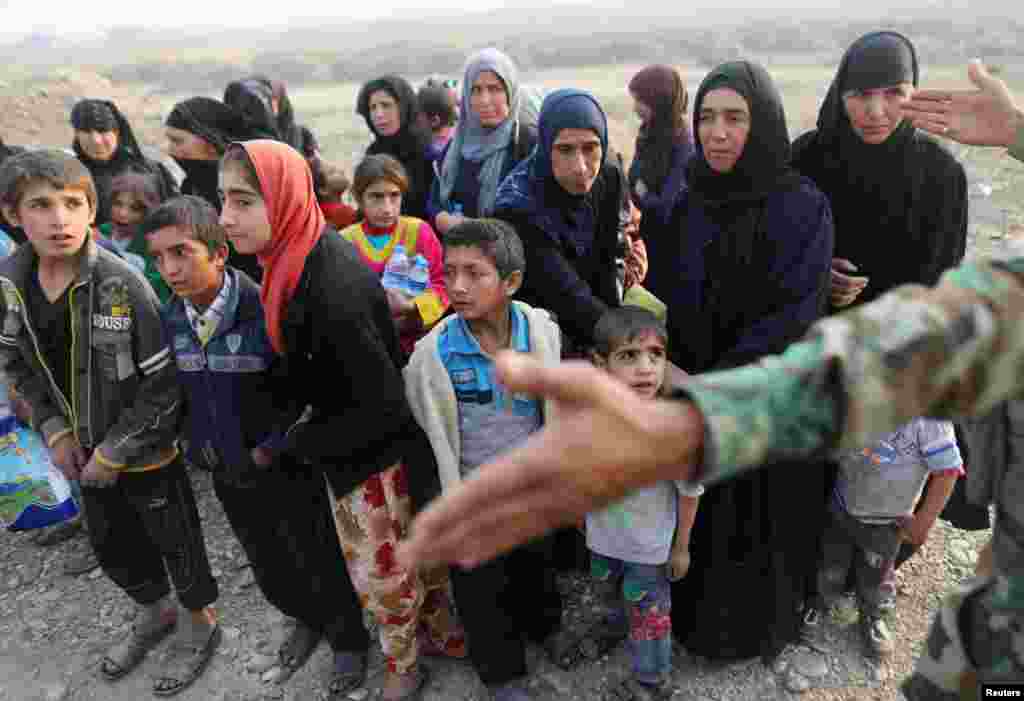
xmin=5 ymin=281 xmax=81 ymax=434
xmin=68 ymin=283 xmax=80 ymax=445
xmin=85 ymin=282 xmax=94 ymax=448
xmin=187 ymin=323 xmax=221 ymax=469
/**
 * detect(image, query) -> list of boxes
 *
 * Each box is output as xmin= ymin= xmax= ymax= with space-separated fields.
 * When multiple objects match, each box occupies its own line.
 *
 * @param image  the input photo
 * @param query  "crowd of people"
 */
xmin=0 ymin=31 xmax=1012 ymax=701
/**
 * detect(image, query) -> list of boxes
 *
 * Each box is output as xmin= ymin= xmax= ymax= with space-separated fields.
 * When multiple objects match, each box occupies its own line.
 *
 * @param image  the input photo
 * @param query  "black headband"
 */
xmin=841 ymin=33 xmax=917 ymax=94
xmin=71 ymin=100 xmax=118 ymax=133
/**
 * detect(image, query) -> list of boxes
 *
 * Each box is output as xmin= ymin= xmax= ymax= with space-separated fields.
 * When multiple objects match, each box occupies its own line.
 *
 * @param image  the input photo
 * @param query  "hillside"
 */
xmin=2 ymin=8 xmax=1023 ymax=94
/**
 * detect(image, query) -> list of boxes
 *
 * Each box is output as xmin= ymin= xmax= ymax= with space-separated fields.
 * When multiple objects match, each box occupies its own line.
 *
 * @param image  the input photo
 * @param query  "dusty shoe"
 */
xmin=862 ymin=615 xmax=894 ymax=659
xmin=100 ymin=601 xmax=177 ymax=681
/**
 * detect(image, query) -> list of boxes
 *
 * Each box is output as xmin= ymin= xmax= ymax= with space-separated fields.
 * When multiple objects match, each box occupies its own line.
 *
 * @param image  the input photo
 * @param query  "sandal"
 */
xmin=382 ymin=665 xmax=431 ymax=701
xmin=275 ymin=619 xmax=322 ymax=683
xmin=326 ymin=651 xmax=367 ymax=699
xmin=604 ymin=678 xmax=676 ymax=701
xmin=152 ymin=624 xmax=222 ymax=697
xmin=100 ymin=613 xmax=177 ymax=682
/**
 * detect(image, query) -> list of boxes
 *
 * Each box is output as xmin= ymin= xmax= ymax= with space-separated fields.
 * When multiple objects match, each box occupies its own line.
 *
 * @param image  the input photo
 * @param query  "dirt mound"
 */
xmin=0 ymin=69 xmax=168 ymax=152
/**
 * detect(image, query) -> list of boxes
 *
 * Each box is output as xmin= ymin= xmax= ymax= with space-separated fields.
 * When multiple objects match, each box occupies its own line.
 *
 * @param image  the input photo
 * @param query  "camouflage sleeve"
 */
xmin=675 ymin=257 xmax=1024 ymax=485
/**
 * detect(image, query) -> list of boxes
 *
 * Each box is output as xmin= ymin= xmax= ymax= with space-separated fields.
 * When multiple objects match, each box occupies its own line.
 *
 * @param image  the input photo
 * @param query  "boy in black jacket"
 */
xmin=0 ymin=151 xmax=219 ymax=697
xmin=147 ymin=195 xmax=365 ymax=684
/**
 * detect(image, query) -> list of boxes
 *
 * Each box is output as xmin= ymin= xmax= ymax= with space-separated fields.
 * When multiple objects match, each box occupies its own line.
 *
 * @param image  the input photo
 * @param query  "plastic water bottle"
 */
xmin=382 ymin=244 xmax=411 ymax=293
xmin=408 ymin=255 xmax=430 ymax=296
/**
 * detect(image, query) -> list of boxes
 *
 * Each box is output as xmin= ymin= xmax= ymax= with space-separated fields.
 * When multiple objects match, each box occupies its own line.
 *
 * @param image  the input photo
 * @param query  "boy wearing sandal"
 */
xmin=147 ymin=195 xmax=357 ymax=684
xmin=0 ymin=151 xmax=220 ymax=697
xmin=405 ymin=219 xmax=566 ymax=701
xmin=586 ymin=307 xmax=702 ymax=701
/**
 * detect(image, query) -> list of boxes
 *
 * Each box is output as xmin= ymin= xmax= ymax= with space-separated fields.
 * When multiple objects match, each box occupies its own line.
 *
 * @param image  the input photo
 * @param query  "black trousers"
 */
xmin=81 ymin=457 xmax=218 ymax=611
xmin=450 ymin=537 xmax=563 ymax=687
xmin=213 ymin=463 xmax=370 ymax=654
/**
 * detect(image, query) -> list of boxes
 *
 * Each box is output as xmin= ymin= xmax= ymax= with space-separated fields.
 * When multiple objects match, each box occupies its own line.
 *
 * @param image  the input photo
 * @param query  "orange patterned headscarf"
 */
xmin=235 ymin=140 xmax=325 ymax=354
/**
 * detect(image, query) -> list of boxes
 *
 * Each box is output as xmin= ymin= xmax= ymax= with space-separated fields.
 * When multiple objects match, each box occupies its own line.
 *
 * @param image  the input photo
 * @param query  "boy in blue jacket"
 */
xmin=146 ymin=195 xmax=371 ymax=685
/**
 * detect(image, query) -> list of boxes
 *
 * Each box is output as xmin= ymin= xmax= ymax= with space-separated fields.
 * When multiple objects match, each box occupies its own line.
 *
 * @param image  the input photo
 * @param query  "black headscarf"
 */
xmin=71 ymin=100 xmax=144 ymax=160
xmin=816 ymin=31 xmax=918 ymax=175
xmin=166 ymin=97 xmax=256 ymax=156
xmin=791 ymin=31 xmax=966 ymax=305
xmin=357 ymin=76 xmax=431 ymax=165
xmin=224 ymin=77 xmax=282 ymax=142
xmin=686 ymin=61 xmax=802 ymax=242
xmin=224 ymin=76 xmax=322 ymax=192
xmin=70 ymin=99 xmax=155 ymax=225
xmin=164 ymin=97 xmax=274 ymax=210
xmin=356 ymin=76 xmax=434 ymax=219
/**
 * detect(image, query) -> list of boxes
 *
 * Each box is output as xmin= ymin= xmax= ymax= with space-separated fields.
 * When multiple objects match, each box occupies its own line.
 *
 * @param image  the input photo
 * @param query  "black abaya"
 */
xmin=651 ymin=61 xmax=835 ymax=663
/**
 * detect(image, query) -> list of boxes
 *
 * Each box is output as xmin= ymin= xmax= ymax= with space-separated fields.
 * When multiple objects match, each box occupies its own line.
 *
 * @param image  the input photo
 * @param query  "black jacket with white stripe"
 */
xmin=0 ymin=236 xmax=181 ymax=472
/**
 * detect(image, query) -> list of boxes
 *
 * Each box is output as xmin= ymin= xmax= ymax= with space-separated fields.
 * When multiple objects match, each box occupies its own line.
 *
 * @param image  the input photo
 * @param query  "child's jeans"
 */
xmin=817 ymin=504 xmax=902 ymax=619
xmin=591 ymin=553 xmax=672 ymax=685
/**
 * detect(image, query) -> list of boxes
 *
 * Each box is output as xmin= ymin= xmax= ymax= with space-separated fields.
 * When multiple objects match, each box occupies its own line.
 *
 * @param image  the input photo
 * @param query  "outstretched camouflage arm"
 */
xmin=677 ymin=257 xmax=1024 ymax=485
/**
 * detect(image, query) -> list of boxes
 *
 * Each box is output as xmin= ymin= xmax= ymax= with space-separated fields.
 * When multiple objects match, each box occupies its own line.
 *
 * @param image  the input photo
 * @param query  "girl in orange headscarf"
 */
xmin=219 ymin=140 xmax=464 ymax=701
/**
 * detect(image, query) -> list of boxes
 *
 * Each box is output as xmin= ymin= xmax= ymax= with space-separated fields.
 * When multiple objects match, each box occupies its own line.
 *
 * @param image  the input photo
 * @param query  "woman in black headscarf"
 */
xmin=164 ymin=96 xmax=271 ymax=210
xmin=224 ymin=76 xmax=320 ymax=157
xmin=644 ymin=61 xmax=834 ymax=663
xmin=164 ymin=96 xmax=272 ymax=280
xmin=792 ymin=31 xmax=967 ymax=309
xmin=224 ymin=76 xmax=323 ymax=188
xmin=791 ymin=33 xmax=985 ymax=563
xmin=70 ymin=99 xmax=178 ymax=227
xmin=356 ymin=76 xmax=434 ymax=220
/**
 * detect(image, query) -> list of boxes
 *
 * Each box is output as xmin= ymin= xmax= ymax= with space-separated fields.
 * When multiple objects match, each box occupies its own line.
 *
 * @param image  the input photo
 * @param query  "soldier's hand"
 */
xmin=905 ymin=60 xmax=1024 ymax=148
xmin=398 ymin=352 xmax=705 ymax=570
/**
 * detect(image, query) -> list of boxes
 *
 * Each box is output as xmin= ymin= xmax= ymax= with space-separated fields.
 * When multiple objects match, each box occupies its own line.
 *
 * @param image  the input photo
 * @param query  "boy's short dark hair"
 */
xmin=593 ymin=306 xmax=669 ymax=359
xmin=140 ymin=195 xmax=226 ymax=255
xmin=0 ymin=149 xmax=97 ymax=213
xmin=443 ymin=218 xmax=525 ymax=280
xmin=417 ymin=84 xmax=458 ymax=128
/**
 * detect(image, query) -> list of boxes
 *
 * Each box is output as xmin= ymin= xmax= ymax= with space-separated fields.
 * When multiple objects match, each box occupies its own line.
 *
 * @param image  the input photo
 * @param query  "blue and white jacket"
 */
xmin=162 ymin=267 xmax=294 ymax=483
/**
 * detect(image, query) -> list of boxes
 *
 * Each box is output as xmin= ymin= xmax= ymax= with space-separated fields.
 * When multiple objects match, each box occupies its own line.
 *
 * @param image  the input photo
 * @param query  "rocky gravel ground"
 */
xmin=0 ymin=134 xmax=1017 ymax=701
xmin=0 ymin=466 xmax=992 ymax=701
